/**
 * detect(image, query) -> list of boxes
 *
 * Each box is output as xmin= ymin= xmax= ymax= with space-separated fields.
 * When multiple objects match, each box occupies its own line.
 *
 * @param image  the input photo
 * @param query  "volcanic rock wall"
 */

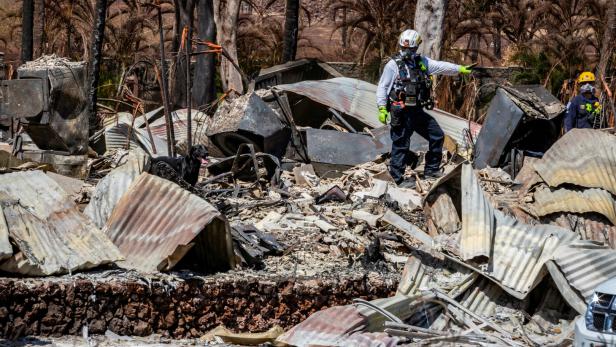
xmin=0 ymin=272 xmax=397 ymax=339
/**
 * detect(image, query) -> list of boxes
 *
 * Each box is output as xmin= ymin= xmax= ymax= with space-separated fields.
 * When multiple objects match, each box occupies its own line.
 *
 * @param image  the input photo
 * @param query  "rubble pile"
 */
xmin=0 ymin=57 xmax=615 ymax=345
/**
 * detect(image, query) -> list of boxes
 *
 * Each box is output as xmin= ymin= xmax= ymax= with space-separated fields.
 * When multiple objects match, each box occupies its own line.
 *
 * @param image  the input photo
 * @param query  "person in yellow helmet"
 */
xmin=564 ymin=71 xmax=602 ymax=132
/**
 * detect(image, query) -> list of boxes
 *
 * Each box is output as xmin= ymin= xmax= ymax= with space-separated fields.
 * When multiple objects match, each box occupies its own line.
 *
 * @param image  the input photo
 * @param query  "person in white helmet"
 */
xmin=377 ymin=29 xmax=472 ymax=184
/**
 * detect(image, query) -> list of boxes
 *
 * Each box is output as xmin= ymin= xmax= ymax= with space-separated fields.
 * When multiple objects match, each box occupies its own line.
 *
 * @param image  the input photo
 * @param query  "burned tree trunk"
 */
xmin=282 ymin=0 xmax=300 ymax=63
xmin=493 ymin=29 xmax=502 ymax=60
xmin=214 ymin=0 xmax=243 ymax=94
xmin=597 ymin=2 xmax=616 ymax=82
xmin=414 ymin=0 xmax=448 ymax=59
xmin=21 ymin=0 xmax=34 ymax=63
xmin=172 ymin=0 xmax=196 ymax=107
xmin=88 ymin=0 xmax=108 ymax=135
xmin=192 ymin=0 xmax=217 ymax=107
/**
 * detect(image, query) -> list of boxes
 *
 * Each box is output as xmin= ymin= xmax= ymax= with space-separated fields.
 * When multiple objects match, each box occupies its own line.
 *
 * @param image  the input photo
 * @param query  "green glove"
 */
xmin=378 ymin=106 xmax=389 ymax=124
xmin=459 ymin=65 xmax=472 ymax=75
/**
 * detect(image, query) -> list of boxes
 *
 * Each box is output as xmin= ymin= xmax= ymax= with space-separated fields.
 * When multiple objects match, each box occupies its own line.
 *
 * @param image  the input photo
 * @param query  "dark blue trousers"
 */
xmin=389 ymin=106 xmax=444 ymax=183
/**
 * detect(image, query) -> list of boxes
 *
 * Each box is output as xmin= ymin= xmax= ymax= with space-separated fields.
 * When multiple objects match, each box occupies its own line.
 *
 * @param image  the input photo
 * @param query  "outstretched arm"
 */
xmin=424 ymin=57 xmax=463 ymax=76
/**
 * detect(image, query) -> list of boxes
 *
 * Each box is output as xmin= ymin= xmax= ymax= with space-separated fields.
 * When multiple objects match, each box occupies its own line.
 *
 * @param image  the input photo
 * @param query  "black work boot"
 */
xmin=423 ymin=169 xmax=444 ymax=179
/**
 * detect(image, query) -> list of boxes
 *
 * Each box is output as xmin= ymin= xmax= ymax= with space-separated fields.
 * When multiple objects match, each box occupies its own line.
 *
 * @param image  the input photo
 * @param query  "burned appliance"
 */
xmin=473 ymin=85 xmax=565 ymax=174
xmin=0 ymin=59 xmax=89 ymax=155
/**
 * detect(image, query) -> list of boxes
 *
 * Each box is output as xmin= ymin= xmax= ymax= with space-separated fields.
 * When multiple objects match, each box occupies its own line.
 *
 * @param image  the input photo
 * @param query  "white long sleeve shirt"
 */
xmin=376 ymin=56 xmax=462 ymax=107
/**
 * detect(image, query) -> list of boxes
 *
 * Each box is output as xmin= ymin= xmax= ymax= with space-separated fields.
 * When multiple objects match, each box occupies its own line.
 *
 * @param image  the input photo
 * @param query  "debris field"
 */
xmin=0 ymin=56 xmax=615 ymax=346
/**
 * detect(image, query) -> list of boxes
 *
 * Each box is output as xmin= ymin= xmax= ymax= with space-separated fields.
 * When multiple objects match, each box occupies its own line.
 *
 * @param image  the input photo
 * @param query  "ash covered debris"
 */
xmin=0 ymin=55 xmax=615 ymax=346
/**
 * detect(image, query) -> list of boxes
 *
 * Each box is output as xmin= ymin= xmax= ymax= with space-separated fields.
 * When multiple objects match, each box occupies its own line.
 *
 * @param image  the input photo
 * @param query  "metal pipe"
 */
xmin=186 ymin=22 xmax=193 ymax=150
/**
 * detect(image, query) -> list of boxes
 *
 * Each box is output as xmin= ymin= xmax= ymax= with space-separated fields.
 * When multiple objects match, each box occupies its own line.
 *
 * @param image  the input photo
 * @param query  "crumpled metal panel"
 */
xmin=105 ymin=122 xmax=169 ymax=157
xmin=304 ymin=128 xmax=388 ymax=167
xmin=455 ymin=164 xmax=579 ymax=298
xmin=276 ymin=305 xmax=368 ymax=346
xmin=274 ymin=77 xmax=480 ymax=147
xmin=552 ymin=240 xmax=616 ymax=300
xmin=0 ymin=200 xmax=11 ymax=261
xmin=530 ymin=187 xmax=616 ymax=225
xmin=473 ymin=88 xmax=525 ymax=169
xmin=461 ymin=164 xmax=494 ymax=260
xmin=534 ymin=129 xmax=616 ymax=195
xmin=0 ymin=171 xmax=123 ymax=275
xmin=84 ymin=150 xmax=150 ymax=229
xmin=459 ymin=277 xmax=503 ymax=318
xmin=491 ymin=210 xmax=577 ymax=297
xmin=149 ymin=108 xmax=204 ymax=145
xmin=102 ymin=173 xmax=235 ymax=273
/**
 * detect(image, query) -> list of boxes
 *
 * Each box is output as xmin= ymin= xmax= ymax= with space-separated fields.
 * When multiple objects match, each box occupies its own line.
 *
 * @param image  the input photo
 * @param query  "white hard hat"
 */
xmin=399 ymin=29 xmax=422 ymax=48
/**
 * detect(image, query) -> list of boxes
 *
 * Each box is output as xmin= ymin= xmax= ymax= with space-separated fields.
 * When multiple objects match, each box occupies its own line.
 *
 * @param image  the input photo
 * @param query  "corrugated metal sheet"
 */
xmin=149 ymin=108 xmax=206 ymax=145
xmin=276 ymin=305 xmax=368 ymax=346
xmin=0 ymin=171 xmax=123 ymax=275
xmin=491 ymin=211 xmax=578 ymax=297
xmin=534 ymin=129 xmax=616 ymax=195
xmin=552 ymin=240 xmax=616 ymax=300
xmin=84 ymin=150 xmax=150 ymax=229
xmin=274 ymin=77 xmax=480 ymax=148
xmin=459 ymin=277 xmax=503 ymax=318
xmin=0 ymin=197 xmax=11 ymax=260
xmin=461 ymin=164 xmax=494 ymax=260
xmin=530 ymin=187 xmax=616 ymax=225
xmin=105 ymin=122 xmax=169 ymax=157
xmin=102 ymin=173 xmax=235 ymax=273
xmin=454 ymin=164 xmax=579 ymax=299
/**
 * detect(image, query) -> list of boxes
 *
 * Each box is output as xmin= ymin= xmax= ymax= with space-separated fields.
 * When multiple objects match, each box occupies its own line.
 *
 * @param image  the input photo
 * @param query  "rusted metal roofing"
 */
xmin=534 ymin=129 xmax=616 ymax=195
xmin=275 ymin=305 xmax=401 ymax=346
xmin=530 ymin=187 xmax=616 ymax=225
xmin=274 ymin=77 xmax=480 ymax=147
xmin=461 ymin=164 xmax=494 ymax=260
xmin=102 ymin=173 xmax=235 ymax=273
xmin=552 ymin=240 xmax=616 ymax=300
xmin=0 ymin=171 xmax=123 ymax=275
xmin=84 ymin=150 xmax=149 ymax=229
xmin=452 ymin=164 xmax=579 ymax=299
xmin=276 ymin=306 xmax=365 ymax=345
xmin=105 ymin=122 xmax=169 ymax=157
xmin=149 ymin=108 xmax=206 ymax=145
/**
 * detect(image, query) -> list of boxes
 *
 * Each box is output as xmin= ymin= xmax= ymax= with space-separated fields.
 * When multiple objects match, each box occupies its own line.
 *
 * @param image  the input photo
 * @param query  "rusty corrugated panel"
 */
xmin=102 ymin=173 xmax=235 ymax=273
xmin=454 ymin=165 xmax=579 ymax=299
xmin=274 ymin=77 xmax=480 ymax=147
xmin=530 ymin=187 xmax=616 ymax=225
xmin=276 ymin=305 xmax=368 ymax=346
xmin=84 ymin=150 xmax=150 ymax=229
xmin=553 ymin=240 xmax=616 ymax=300
xmin=149 ymin=109 xmax=205 ymax=144
xmin=534 ymin=129 xmax=616 ymax=195
xmin=461 ymin=164 xmax=494 ymax=260
xmin=105 ymin=122 xmax=169 ymax=157
xmin=0 ymin=171 xmax=123 ymax=275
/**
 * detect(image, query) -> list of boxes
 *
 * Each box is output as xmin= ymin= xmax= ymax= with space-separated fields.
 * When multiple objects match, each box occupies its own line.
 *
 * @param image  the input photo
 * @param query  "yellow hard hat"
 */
xmin=578 ymin=71 xmax=596 ymax=83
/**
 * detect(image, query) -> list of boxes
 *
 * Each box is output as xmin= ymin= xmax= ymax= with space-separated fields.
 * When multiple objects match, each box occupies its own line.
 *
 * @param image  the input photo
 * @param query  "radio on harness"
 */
xmin=388 ymin=53 xmax=434 ymax=111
